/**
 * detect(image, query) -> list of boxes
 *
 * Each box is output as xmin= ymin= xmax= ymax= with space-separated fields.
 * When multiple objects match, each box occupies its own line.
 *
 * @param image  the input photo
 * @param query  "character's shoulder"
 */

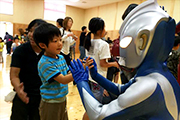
xmin=135 ymin=74 xmax=158 ymax=88
xmin=134 ymin=72 xmax=170 ymax=94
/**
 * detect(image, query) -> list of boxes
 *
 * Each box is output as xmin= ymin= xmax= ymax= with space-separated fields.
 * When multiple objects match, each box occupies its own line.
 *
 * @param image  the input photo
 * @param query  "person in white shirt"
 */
xmin=11 ymin=37 xmax=21 ymax=53
xmin=60 ymin=17 xmax=78 ymax=66
xmin=83 ymin=17 xmax=119 ymax=120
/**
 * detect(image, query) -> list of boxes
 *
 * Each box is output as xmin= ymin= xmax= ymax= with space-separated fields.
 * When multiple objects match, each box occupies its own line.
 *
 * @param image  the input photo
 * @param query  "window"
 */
xmin=0 ymin=0 xmax=13 ymax=15
xmin=44 ymin=0 xmax=66 ymax=21
xmin=0 ymin=21 xmax=13 ymax=39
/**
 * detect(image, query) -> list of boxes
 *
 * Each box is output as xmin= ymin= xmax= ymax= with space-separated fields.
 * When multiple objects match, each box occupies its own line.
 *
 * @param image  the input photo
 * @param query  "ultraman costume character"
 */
xmin=69 ymin=0 xmax=180 ymax=119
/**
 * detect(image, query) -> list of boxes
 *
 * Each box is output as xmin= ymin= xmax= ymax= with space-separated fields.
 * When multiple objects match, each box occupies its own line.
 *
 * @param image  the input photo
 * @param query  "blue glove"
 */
xmin=69 ymin=59 xmax=89 ymax=84
xmin=84 ymin=57 xmax=97 ymax=79
xmin=85 ymin=57 xmax=121 ymax=96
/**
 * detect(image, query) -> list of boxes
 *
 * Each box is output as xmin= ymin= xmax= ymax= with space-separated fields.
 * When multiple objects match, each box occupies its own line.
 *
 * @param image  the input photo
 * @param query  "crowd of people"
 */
xmin=0 ymin=1 xmax=179 ymax=120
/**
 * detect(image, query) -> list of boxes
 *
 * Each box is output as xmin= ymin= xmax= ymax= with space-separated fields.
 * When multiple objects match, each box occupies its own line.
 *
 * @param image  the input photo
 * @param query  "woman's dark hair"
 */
xmin=84 ymin=17 xmax=105 ymax=51
xmin=63 ymin=17 xmax=73 ymax=31
xmin=33 ymin=23 xmax=61 ymax=49
xmin=122 ymin=4 xmax=138 ymax=20
xmin=27 ymin=19 xmax=46 ymax=31
xmin=57 ymin=18 xmax=63 ymax=27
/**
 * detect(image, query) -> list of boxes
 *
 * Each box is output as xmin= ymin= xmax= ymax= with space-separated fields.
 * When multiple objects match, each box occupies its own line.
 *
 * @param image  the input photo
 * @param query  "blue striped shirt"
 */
xmin=38 ymin=54 xmax=69 ymax=101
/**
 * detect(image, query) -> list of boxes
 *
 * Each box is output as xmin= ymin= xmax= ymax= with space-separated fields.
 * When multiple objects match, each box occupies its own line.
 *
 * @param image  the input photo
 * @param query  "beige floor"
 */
xmin=0 ymin=49 xmax=85 ymax=120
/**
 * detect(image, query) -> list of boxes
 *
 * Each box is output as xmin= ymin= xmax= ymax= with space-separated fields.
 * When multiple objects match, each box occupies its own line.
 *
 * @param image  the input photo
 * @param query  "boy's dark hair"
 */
xmin=174 ymin=36 xmax=180 ymax=47
xmin=0 ymin=37 xmax=2 ymax=40
xmin=84 ymin=17 xmax=105 ymax=51
xmin=81 ymin=26 xmax=87 ymax=31
xmin=122 ymin=4 xmax=138 ymax=20
xmin=27 ymin=19 xmax=46 ymax=31
xmin=33 ymin=23 xmax=61 ymax=49
xmin=56 ymin=18 xmax=63 ymax=27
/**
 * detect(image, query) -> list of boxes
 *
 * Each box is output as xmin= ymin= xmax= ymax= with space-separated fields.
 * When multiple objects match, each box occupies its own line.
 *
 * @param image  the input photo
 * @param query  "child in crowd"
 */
xmin=0 ymin=37 xmax=4 ymax=63
xmin=83 ymin=17 xmax=119 ymax=120
xmin=11 ymin=37 xmax=20 ymax=53
xmin=33 ymin=23 xmax=74 ymax=120
xmin=79 ymin=26 xmax=87 ymax=60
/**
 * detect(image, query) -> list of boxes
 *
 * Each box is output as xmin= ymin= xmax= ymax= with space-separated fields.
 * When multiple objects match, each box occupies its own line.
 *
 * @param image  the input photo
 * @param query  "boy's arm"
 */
xmin=53 ymin=73 xmax=73 ymax=84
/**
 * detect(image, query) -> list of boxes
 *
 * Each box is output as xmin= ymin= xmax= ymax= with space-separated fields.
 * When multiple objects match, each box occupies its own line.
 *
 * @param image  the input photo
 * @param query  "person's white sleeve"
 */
xmin=99 ymin=42 xmax=111 ymax=60
xmin=11 ymin=43 xmax=15 ymax=48
xmin=62 ymin=35 xmax=69 ymax=42
xmin=70 ymin=38 xmax=76 ymax=45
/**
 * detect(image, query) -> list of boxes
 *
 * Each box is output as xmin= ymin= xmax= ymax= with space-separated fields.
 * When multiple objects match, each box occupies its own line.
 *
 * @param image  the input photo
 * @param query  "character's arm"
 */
xmin=69 ymin=59 xmax=95 ymax=106
xmin=70 ymin=59 xmax=159 ymax=120
xmin=87 ymin=57 xmax=135 ymax=96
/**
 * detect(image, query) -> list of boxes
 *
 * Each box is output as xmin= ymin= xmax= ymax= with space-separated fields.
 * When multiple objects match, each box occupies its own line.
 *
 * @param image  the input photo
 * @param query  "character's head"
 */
xmin=118 ymin=0 xmax=175 ymax=69
xmin=33 ymin=23 xmax=62 ymax=56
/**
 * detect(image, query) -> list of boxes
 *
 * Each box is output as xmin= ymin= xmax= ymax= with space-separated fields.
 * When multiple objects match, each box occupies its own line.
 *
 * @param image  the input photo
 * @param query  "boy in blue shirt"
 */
xmin=33 ymin=23 xmax=74 ymax=120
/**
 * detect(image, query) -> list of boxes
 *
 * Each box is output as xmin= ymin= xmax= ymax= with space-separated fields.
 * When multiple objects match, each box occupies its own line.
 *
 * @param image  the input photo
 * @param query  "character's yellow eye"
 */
xmin=120 ymin=36 xmax=132 ymax=48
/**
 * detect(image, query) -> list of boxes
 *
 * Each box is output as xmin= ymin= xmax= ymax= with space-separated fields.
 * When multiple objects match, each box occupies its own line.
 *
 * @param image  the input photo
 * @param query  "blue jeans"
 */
xmin=79 ymin=46 xmax=85 ymax=60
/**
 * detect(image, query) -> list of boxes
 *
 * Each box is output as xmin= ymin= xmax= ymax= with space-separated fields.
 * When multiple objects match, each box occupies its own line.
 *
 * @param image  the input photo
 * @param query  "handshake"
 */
xmin=69 ymin=57 xmax=97 ymax=84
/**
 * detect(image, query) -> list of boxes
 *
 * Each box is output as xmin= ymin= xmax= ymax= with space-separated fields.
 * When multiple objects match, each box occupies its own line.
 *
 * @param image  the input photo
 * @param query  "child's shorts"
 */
xmin=39 ymin=99 xmax=68 ymax=120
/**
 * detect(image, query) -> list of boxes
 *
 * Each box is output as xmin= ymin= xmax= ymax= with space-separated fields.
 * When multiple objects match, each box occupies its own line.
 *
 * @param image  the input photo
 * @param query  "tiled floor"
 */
xmin=0 ymin=49 xmax=85 ymax=120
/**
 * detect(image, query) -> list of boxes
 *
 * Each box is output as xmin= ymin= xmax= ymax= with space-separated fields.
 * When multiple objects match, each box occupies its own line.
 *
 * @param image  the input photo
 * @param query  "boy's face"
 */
xmin=45 ymin=35 xmax=62 ymax=57
xmin=0 ymin=39 xmax=2 ymax=42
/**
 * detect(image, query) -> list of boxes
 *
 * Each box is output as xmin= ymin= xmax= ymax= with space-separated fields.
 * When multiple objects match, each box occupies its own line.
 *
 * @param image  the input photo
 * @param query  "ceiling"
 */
xmin=59 ymin=0 xmax=124 ymax=9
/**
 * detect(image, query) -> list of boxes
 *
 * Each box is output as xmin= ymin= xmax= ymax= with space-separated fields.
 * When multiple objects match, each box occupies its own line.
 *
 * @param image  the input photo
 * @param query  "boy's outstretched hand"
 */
xmin=69 ymin=59 xmax=89 ymax=84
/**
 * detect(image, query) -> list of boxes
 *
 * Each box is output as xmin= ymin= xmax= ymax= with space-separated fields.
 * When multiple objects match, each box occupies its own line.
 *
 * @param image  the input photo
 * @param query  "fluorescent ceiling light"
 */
xmin=69 ymin=0 xmax=80 ymax=2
